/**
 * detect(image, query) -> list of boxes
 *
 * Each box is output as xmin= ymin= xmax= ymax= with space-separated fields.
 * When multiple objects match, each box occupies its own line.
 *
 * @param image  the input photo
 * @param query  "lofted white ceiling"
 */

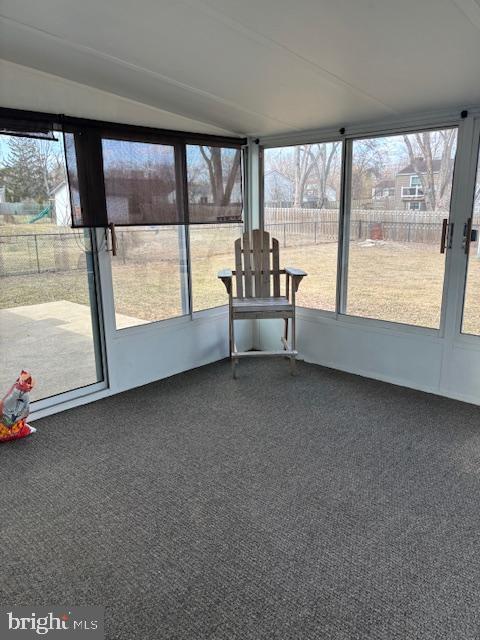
xmin=1 ymin=0 xmax=480 ymax=136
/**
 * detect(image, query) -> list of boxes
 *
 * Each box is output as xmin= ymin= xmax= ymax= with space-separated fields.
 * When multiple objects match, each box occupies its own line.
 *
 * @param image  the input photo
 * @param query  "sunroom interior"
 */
xmin=2 ymin=1 xmax=480 ymax=638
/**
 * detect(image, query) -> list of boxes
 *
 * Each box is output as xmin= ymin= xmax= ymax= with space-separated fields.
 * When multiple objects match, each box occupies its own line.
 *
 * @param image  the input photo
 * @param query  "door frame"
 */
xmin=443 ymin=116 xmax=480 ymax=345
xmin=30 ymin=226 xmax=109 ymax=415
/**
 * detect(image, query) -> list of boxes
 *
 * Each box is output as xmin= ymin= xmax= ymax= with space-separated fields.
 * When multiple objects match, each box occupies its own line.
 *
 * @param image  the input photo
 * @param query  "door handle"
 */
xmin=440 ymin=218 xmax=448 ymax=254
xmin=464 ymin=218 xmax=474 ymax=255
xmin=108 ymin=222 xmax=117 ymax=256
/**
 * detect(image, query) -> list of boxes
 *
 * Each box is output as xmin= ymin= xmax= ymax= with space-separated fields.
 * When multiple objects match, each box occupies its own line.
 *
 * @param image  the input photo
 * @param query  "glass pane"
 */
xmin=186 ymin=145 xmax=243 ymax=223
xmin=263 ymin=142 xmax=342 ymax=311
xmin=0 ymin=133 xmax=103 ymax=402
xmin=190 ymin=224 xmax=243 ymax=312
xmin=345 ymin=128 xmax=457 ymax=328
xmin=111 ymin=226 xmax=188 ymax=329
xmin=102 ymin=139 xmax=180 ymax=225
xmin=461 ymin=145 xmax=480 ymax=335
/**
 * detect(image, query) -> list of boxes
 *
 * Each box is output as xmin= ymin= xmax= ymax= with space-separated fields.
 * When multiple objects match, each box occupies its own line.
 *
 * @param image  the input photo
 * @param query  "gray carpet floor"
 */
xmin=2 ymin=359 xmax=480 ymax=639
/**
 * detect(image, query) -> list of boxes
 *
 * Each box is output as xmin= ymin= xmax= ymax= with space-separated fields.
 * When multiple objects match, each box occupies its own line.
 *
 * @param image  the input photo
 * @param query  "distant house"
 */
xmin=264 ymin=169 xmax=337 ymax=207
xmin=52 ymin=172 xmax=178 ymax=226
xmin=372 ymin=179 xmax=395 ymax=200
xmin=51 ymin=181 xmax=71 ymax=226
xmin=394 ymin=158 xmax=442 ymax=211
xmin=264 ymin=170 xmax=294 ymax=207
xmin=303 ymin=179 xmax=337 ymax=206
xmin=371 ymin=159 xmax=443 ymax=211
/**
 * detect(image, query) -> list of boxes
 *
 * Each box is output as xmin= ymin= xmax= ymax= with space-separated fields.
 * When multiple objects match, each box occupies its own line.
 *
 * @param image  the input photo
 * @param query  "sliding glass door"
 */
xmin=0 ymin=132 xmax=104 ymax=403
xmin=460 ymin=128 xmax=480 ymax=336
xmin=342 ymin=128 xmax=457 ymax=328
xmin=262 ymin=128 xmax=458 ymax=330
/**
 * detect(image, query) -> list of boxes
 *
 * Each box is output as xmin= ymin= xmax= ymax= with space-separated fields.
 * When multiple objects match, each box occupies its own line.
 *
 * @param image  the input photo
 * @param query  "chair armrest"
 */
xmin=285 ymin=267 xmax=307 ymax=277
xmin=285 ymin=266 xmax=307 ymax=295
xmin=217 ymin=269 xmax=233 ymax=294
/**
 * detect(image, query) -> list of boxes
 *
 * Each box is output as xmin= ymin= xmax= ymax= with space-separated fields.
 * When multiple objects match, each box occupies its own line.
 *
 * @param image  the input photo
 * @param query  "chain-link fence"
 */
xmin=0 ymin=232 xmax=92 ymax=277
xmin=2 ymin=213 xmax=475 ymax=278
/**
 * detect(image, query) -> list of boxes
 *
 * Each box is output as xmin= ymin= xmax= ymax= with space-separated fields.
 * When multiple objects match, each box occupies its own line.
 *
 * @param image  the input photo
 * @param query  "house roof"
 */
xmin=397 ymin=159 xmax=442 ymax=175
xmin=373 ymin=179 xmax=395 ymax=189
xmin=50 ymin=181 xmax=67 ymax=195
xmin=264 ymin=169 xmax=293 ymax=183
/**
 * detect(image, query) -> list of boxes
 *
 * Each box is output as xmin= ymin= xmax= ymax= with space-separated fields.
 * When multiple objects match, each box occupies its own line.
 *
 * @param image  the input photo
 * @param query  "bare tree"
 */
xmin=36 ymin=139 xmax=64 ymax=195
xmin=199 ymin=147 xmax=240 ymax=205
xmin=310 ymin=142 xmax=341 ymax=207
xmin=350 ymin=139 xmax=386 ymax=203
xmin=267 ymin=143 xmax=340 ymax=208
xmin=293 ymin=145 xmax=316 ymax=207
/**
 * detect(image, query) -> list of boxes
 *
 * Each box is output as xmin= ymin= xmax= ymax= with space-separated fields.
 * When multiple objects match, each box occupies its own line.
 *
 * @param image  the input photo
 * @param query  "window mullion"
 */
xmin=337 ymin=139 xmax=352 ymax=315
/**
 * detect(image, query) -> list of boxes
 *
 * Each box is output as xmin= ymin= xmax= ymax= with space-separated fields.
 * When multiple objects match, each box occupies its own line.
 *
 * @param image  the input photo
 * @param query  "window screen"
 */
xmin=102 ymin=138 xmax=183 ymax=226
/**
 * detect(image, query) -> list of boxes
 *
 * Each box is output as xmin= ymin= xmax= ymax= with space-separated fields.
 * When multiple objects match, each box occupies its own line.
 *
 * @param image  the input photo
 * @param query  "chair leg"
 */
xmin=230 ymin=314 xmax=238 ymax=379
xmin=283 ymin=318 xmax=289 ymax=351
xmin=290 ymin=310 xmax=297 ymax=375
xmin=228 ymin=308 xmax=233 ymax=361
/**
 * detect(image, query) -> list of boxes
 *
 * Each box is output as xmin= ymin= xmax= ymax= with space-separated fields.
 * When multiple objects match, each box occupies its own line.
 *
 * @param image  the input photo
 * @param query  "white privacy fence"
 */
xmin=264 ymin=207 xmax=463 ymax=246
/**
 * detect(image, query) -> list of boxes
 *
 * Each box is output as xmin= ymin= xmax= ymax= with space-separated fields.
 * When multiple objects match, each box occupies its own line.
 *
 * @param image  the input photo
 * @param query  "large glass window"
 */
xmin=461 ymin=143 xmax=480 ymax=335
xmin=263 ymin=142 xmax=342 ymax=311
xmin=107 ymin=141 xmax=243 ymax=324
xmin=100 ymin=138 xmax=189 ymax=329
xmin=110 ymin=226 xmax=188 ymax=329
xmin=187 ymin=145 xmax=243 ymax=311
xmin=343 ymin=128 xmax=457 ymax=328
xmin=189 ymin=224 xmax=243 ymax=311
xmin=0 ymin=132 xmax=103 ymax=401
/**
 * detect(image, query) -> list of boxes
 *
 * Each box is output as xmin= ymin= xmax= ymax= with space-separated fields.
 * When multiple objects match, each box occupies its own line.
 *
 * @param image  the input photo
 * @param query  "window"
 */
xmin=187 ymin=145 xmax=243 ymax=311
xmin=189 ymin=224 xmax=243 ymax=311
xmin=461 ymin=144 xmax=480 ymax=335
xmin=263 ymin=142 xmax=342 ymax=312
xmin=343 ymin=128 xmax=457 ymax=328
xmin=66 ymin=130 xmax=244 ymax=229
xmin=0 ymin=132 xmax=103 ymax=401
xmin=110 ymin=226 xmax=188 ymax=329
xmin=410 ymin=175 xmax=421 ymax=187
xmin=107 ymin=141 xmax=244 ymax=326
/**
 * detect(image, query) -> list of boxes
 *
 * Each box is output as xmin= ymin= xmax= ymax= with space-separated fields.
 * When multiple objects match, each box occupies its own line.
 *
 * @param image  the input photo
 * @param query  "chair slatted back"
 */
xmin=234 ymin=229 xmax=280 ymax=298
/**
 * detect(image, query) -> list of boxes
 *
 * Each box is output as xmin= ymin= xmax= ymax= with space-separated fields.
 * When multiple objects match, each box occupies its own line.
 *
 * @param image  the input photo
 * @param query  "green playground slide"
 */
xmin=29 ymin=205 xmax=52 ymax=223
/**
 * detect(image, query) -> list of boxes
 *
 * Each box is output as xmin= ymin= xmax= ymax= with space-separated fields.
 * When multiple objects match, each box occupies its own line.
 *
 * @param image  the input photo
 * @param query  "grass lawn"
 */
xmin=1 ymin=223 xmax=480 ymax=334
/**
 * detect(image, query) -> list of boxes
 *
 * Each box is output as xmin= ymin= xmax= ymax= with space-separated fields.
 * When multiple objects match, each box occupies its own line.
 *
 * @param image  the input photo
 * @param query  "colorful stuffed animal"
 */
xmin=0 ymin=371 xmax=37 ymax=442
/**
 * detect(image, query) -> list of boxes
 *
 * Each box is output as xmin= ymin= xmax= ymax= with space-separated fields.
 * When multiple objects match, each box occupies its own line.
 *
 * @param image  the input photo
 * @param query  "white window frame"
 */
xmin=258 ymin=110 xmax=479 ymax=339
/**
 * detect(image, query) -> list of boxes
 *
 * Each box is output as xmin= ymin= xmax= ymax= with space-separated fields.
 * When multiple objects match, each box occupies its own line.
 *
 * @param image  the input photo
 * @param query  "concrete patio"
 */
xmin=0 ymin=301 xmax=143 ymax=402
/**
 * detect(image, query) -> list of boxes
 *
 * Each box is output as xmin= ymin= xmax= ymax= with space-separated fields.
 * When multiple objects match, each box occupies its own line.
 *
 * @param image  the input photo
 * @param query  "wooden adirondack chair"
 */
xmin=218 ymin=229 xmax=307 ymax=377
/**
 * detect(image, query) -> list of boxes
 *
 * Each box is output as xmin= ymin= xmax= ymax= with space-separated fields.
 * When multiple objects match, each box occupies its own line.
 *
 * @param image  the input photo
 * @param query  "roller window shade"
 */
xmin=0 ymin=117 xmax=57 ymax=140
xmin=186 ymin=145 xmax=243 ymax=223
xmin=102 ymin=138 xmax=185 ymax=225
xmin=64 ymin=129 xmax=243 ymax=227
xmin=64 ymin=130 xmax=108 ymax=227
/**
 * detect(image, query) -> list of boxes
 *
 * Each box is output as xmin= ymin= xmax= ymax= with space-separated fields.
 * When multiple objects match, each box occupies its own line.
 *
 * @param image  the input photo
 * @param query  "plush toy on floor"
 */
xmin=0 ymin=371 xmax=36 ymax=442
